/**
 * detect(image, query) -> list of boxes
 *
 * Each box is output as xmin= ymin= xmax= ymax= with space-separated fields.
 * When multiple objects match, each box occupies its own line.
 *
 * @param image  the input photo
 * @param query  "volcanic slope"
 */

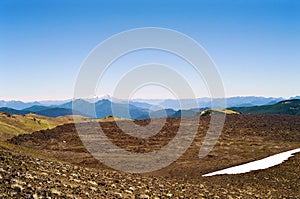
xmin=9 ymin=114 xmax=300 ymax=173
xmin=1 ymin=137 xmax=300 ymax=198
xmin=4 ymin=114 xmax=300 ymax=197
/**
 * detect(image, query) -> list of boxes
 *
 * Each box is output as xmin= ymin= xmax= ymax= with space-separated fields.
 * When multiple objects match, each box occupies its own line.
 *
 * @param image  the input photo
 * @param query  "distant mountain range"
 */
xmin=0 ymin=100 xmax=41 ymax=110
xmin=2 ymin=96 xmax=299 ymax=110
xmin=130 ymin=96 xmax=299 ymax=109
xmin=0 ymin=100 xmax=71 ymax=110
xmin=0 ymin=96 xmax=299 ymax=118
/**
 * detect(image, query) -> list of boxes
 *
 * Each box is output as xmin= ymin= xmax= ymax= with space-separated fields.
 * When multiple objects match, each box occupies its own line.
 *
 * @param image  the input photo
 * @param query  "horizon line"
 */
xmin=1 ymin=95 xmax=299 ymax=103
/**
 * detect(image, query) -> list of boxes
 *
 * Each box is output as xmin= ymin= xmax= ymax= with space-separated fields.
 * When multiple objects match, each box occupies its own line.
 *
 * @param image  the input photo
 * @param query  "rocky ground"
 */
xmin=0 ymin=145 xmax=249 ymax=198
xmin=8 ymin=115 xmax=300 ymax=178
xmin=1 ymin=145 xmax=300 ymax=198
xmin=1 ymin=114 xmax=300 ymax=198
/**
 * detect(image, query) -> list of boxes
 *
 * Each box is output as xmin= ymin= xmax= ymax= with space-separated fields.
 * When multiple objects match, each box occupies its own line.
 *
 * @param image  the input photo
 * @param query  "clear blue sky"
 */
xmin=0 ymin=0 xmax=299 ymax=101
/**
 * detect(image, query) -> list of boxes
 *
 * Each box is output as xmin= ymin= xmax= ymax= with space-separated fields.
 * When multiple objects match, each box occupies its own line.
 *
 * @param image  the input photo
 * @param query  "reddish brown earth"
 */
xmin=3 ymin=114 xmax=300 ymax=197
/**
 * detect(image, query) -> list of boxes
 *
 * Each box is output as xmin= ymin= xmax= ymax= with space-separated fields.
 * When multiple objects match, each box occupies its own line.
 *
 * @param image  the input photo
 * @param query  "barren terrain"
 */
xmin=2 ymin=114 xmax=300 ymax=197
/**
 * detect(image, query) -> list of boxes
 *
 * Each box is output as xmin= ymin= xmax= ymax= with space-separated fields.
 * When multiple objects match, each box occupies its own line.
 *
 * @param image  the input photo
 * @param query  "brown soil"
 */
xmin=3 ymin=114 xmax=300 ymax=197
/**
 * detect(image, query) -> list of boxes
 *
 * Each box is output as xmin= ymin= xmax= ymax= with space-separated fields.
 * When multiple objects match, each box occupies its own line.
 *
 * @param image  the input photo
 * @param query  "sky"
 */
xmin=0 ymin=0 xmax=299 ymax=101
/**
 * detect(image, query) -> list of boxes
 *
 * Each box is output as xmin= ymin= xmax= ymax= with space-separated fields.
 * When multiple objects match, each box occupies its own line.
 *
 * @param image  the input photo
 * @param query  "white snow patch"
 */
xmin=203 ymin=148 xmax=300 ymax=177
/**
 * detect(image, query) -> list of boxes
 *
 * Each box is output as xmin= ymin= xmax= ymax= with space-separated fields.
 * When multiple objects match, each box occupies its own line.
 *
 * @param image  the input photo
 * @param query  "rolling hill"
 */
xmin=0 ymin=107 xmax=30 ymax=115
xmin=199 ymin=109 xmax=240 ymax=116
xmin=0 ymin=106 xmax=86 ymax=118
xmin=230 ymin=99 xmax=300 ymax=115
xmin=0 ymin=113 xmax=89 ymax=141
